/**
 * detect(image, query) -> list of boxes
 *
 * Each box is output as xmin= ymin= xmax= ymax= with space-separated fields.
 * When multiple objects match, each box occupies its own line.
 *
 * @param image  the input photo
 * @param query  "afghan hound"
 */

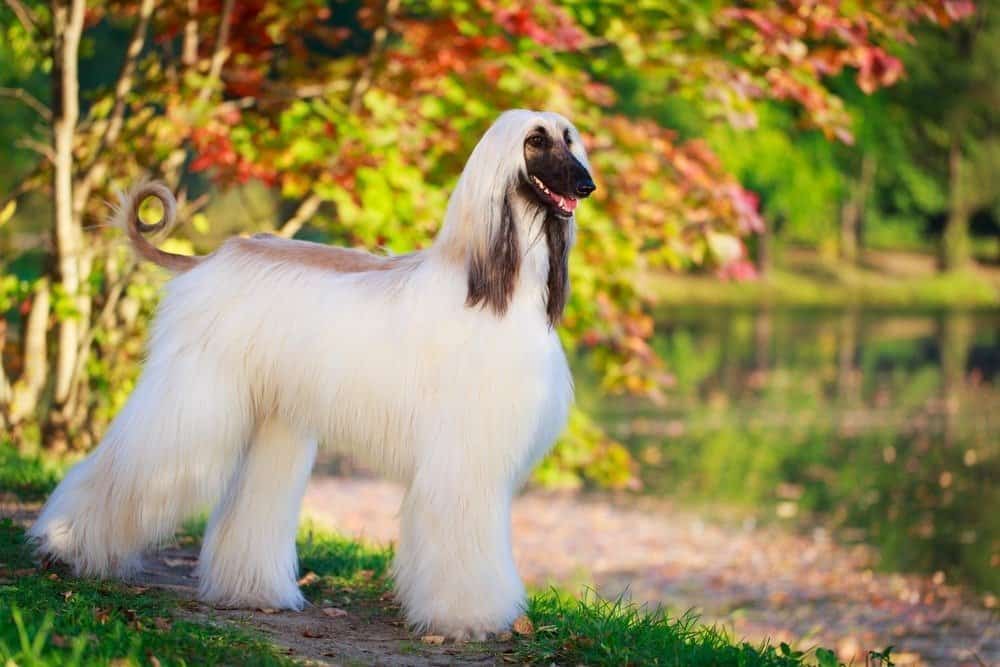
xmin=29 ymin=109 xmax=595 ymax=639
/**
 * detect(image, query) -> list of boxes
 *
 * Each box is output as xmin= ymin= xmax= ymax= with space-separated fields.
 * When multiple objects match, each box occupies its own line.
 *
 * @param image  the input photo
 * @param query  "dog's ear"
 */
xmin=544 ymin=212 xmax=573 ymax=328
xmin=466 ymin=193 xmax=520 ymax=317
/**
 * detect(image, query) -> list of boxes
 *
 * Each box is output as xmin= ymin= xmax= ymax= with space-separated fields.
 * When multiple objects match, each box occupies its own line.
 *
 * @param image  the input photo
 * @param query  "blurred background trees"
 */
xmin=0 ymin=1 xmax=993 ymax=485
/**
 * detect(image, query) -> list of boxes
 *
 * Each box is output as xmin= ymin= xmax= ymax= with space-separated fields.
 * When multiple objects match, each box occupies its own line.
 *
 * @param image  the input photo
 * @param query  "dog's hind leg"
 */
xmin=196 ymin=418 xmax=317 ymax=610
xmin=28 ymin=356 xmax=251 ymax=579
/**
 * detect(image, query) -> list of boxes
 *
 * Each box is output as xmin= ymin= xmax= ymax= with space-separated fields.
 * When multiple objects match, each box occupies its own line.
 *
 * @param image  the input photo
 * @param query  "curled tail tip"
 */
xmin=112 ymin=181 xmax=198 ymax=273
xmin=110 ymin=180 xmax=177 ymax=234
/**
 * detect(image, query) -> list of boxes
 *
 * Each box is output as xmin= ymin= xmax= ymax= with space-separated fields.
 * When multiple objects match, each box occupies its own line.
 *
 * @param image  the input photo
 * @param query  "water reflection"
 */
xmin=583 ymin=308 xmax=999 ymax=593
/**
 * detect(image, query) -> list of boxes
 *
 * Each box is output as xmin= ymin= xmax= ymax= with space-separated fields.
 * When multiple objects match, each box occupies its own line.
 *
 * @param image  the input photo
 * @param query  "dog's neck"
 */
xmin=433 ymin=191 xmax=573 ymax=327
xmin=520 ymin=205 xmax=572 ymax=328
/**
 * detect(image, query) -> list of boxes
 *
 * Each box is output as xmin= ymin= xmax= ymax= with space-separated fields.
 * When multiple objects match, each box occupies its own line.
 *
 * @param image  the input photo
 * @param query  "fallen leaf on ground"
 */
xmin=297 ymin=572 xmax=319 ymax=586
xmin=62 ymin=590 xmax=73 ymax=601
xmin=421 ymin=635 xmax=446 ymax=645
xmin=302 ymin=628 xmax=325 ymax=638
xmin=497 ymin=631 xmax=513 ymax=641
xmin=512 ymin=615 xmax=534 ymax=636
xmin=129 ymin=586 xmax=149 ymax=594
xmin=154 ymin=617 xmax=171 ymax=631
xmin=149 ymin=657 xmax=162 ymax=667
xmin=258 ymin=607 xmax=278 ymax=614
xmin=50 ymin=634 xmax=69 ymax=648
xmin=321 ymin=607 xmax=348 ymax=618
xmin=93 ymin=608 xmax=110 ymax=624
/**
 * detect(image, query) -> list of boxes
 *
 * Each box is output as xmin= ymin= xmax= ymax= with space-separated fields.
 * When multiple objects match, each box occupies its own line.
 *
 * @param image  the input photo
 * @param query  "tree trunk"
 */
xmin=49 ymin=0 xmax=87 ymax=432
xmin=839 ymin=154 xmax=875 ymax=265
xmin=755 ymin=223 xmax=771 ymax=276
xmin=9 ymin=280 xmax=51 ymax=424
xmin=939 ymin=139 xmax=971 ymax=272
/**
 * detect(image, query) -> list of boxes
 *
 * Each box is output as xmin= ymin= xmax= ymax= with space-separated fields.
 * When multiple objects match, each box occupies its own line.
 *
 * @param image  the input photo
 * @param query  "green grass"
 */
xmin=0 ymin=520 xmax=296 ymax=666
xmin=638 ymin=249 xmax=999 ymax=308
xmin=0 ymin=442 xmax=63 ymax=500
xmin=515 ymin=589 xmax=842 ymax=667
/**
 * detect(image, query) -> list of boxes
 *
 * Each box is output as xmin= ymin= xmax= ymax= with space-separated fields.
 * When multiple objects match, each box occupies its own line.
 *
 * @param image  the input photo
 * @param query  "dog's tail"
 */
xmin=111 ymin=181 xmax=200 ymax=273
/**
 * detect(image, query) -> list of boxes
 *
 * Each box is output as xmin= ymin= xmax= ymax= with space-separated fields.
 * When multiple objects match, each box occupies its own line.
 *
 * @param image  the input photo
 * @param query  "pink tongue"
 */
xmin=563 ymin=197 xmax=578 ymax=212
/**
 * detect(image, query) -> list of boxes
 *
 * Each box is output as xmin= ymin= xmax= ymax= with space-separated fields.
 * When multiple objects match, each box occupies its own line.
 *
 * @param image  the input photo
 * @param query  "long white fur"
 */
xmin=29 ymin=109 xmax=586 ymax=639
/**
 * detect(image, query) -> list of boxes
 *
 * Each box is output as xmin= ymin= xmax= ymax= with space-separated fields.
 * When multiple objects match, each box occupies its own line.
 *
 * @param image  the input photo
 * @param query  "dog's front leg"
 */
xmin=392 ymin=463 xmax=523 ymax=641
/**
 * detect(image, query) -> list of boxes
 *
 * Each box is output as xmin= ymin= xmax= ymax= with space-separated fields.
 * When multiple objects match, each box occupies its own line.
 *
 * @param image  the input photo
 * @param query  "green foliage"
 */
xmin=533 ymin=408 xmax=636 ymax=489
xmin=515 ymin=589 xmax=837 ymax=666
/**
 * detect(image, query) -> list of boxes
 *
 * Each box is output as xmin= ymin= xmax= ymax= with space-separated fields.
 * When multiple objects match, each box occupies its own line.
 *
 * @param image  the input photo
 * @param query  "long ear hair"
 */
xmin=544 ymin=211 xmax=574 ymax=327
xmin=436 ymin=110 xmax=539 ymax=316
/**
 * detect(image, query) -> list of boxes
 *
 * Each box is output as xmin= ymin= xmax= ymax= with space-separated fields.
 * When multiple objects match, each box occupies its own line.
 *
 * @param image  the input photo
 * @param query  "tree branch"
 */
xmin=197 ymin=0 xmax=234 ymax=104
xmin=0 ymin=86 xmax=52 ymax=121
xmin=0 ymin=166 xmax=44 ymax=213
xmin=17 ymin=136 xmax=55 ymax=162
xmin=5 ymin=0 xmax=38 ymax=32
xmin=349 ymin=0 xmax=400 ymax=113
xmin=74 ymin=0 xmax=157 ymax=217
xmin=277 ymin=193 xmax=321 ymax=238
xmin=182 ymin=0 xmax=198 ymax=66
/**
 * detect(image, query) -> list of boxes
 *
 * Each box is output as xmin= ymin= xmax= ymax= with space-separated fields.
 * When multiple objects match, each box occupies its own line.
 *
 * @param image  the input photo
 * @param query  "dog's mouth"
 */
xmin=529 ymin=175 xmax=578 ymax=217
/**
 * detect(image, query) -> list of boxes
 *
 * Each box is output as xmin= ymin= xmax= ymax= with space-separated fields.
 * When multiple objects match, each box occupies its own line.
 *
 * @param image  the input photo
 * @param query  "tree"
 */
xmin=0 ymin=0 xmax=971 ymax=484
xmin=877 ymin=3 xmax=997 ymax=270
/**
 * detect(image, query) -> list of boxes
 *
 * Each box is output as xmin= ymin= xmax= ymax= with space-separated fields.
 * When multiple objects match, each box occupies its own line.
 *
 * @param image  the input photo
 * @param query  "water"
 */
xmin=580 ymin=307 xmax=999 ymax=594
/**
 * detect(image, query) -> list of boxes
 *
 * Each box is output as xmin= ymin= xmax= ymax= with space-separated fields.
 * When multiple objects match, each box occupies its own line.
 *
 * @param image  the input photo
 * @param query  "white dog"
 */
xmin=29 ymin=109 xmax=595 ymax=639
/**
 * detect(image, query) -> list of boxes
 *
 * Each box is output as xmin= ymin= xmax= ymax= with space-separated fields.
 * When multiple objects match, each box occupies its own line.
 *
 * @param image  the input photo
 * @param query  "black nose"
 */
xmin=575 ymin=178 xmax=596 ymax=198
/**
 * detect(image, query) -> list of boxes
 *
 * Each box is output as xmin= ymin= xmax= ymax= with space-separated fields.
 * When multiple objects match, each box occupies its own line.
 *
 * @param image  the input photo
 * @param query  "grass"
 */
xmin=638 ymin=248 xmax=999 ymax=308
xmin=0 ymin=444 xmax=848 ymax=666
xmin=515 ymin=590 xmax=843 ymax=667
xmin=0 ymin=520 xmax=296 ymax=667
xmin=0 ymin=442 xmax=63 ymax=500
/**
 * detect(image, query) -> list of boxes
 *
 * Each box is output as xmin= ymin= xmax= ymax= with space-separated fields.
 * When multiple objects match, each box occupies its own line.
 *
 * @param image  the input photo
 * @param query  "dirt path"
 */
xmin=137 ymin=543 xmax=506 ymax=666
xmin=303 ymin=476 xmax=999 ymax=667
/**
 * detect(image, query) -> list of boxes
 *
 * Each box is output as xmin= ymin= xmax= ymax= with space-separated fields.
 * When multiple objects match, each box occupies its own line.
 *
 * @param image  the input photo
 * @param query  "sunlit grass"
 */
xmin=0 ymin=519 xmax=296 ymax=666
xmin=0 ymin=440 xmax=64 ymax=500
xmin=515 ymin=589 xmax=839 ymax=666
xmin=640 ymin=262 xmax=998 ymax=307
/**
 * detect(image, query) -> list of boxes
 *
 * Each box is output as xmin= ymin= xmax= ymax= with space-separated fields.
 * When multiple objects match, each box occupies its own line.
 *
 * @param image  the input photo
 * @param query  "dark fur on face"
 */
xmin=523 ymin=125 xmax=593 ymax=327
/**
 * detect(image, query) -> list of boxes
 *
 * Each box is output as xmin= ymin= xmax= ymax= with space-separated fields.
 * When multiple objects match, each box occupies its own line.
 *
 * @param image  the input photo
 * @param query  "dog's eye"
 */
xmin=526 ymin=134 xmax=549 ymax=149
xmin=563 ymin=130 xmax=572 ymax=146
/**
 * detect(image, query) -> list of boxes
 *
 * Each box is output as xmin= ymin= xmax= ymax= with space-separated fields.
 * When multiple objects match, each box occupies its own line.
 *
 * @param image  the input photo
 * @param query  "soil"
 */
xmin=143 ymin=543 xmax=509 ymax=666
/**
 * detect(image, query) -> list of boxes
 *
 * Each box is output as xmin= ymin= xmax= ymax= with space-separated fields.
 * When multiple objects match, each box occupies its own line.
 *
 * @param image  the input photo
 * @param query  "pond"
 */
xmin=579 ymin=307 xmax=999 ymax=595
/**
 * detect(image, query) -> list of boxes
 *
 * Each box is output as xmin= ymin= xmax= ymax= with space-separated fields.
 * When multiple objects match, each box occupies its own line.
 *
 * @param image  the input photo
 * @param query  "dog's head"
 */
xmin=440 ymin=110 xmax=594 ymax=326
xmin=520 ymin=116 xmax=595 ymax=219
